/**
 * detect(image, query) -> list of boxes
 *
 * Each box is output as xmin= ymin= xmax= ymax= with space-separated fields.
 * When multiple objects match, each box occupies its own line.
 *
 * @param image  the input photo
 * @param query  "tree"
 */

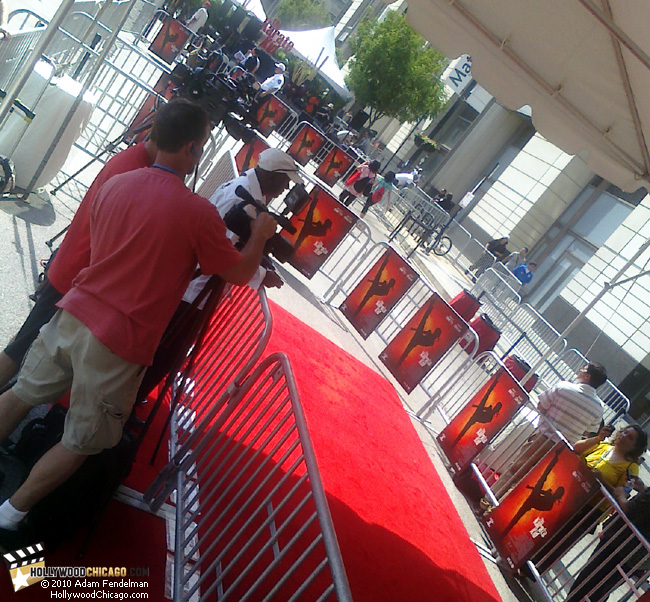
xmin=346 ymin=12 xmax=447 ymax=127
xmin=274 ymin=0 xmax=331 ymax=31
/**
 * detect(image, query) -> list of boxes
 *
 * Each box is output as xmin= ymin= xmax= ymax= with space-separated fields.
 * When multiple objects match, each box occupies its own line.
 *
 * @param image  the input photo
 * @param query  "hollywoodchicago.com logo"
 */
xmin=3 ymin=544 xmax=149 ymax=592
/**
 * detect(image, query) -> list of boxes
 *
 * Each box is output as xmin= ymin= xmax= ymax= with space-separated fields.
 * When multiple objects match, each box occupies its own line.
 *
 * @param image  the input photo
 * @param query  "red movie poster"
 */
xmin=437 ymin=369 xmax=528 ymax=471
xmin=124 ymin=72 xmax=175 ymax=143
xmin=149 ymin=17 xmax=191 ymax=64
xmin=256 ymin=96 xmax=290 ymax=137
xmin=340 ymin=249 xmax=418 ymax=339
xmin=280 ymin=186 xmax=357 ymax=279
xmin=235 ymin=137 xmax=270 ymax=173
xmin=380 ymin=294 xmax=468 ymax=394
xmin=484 ymin=443 xmax=599 ymax=570
xmin=287 ymin=124 xmax=326 ymax=166
xmin=314 ymin=147 xmax=355 ymax=186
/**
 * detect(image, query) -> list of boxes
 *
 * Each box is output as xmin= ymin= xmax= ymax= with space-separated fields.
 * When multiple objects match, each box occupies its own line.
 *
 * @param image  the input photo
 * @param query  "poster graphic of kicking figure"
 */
xmin=380 ymin=293 xmax=468 ymax=393
xmin=340 ymin=249 xmax=418 ymax=339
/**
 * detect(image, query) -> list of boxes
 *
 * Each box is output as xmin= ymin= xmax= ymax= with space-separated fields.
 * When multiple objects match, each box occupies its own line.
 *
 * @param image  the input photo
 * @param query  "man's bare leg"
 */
xmin=0 ymin=352 xmax=19 ymax=391
xmin=10 ymin=442 xmax=86 ymax=512
xmin=0 ymin=388 xmax=32 ymax=443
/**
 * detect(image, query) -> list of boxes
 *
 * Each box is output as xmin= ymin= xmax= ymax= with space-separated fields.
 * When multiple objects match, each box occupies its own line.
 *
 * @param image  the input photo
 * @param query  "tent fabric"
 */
xmin=402 ymin=0 xmax=650 ymax=192
xmin=233 ymin=0 xmax=266 ymax=22
xmin=279 ymin=26 xmax=352 ymax=99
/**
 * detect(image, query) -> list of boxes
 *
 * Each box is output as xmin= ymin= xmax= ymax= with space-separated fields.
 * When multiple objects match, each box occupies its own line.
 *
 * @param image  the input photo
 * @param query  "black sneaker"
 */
xmin=0 ymin=524 xmax=37 ymax=555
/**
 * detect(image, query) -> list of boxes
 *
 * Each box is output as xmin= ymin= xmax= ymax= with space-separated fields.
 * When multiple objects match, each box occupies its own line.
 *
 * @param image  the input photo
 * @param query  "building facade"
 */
xmin=406 ymin=83 xmax=650 ymax=420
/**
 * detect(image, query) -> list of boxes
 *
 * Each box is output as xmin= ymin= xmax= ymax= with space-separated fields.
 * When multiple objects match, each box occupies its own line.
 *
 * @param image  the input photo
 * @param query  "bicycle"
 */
xmin=426 ymin=223 xmax=452 ymax=256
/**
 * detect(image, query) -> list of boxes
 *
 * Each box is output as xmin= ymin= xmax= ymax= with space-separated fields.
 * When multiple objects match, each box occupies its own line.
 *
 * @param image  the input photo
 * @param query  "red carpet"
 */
xmin=264 ymin=301 xmax=502 ymax=602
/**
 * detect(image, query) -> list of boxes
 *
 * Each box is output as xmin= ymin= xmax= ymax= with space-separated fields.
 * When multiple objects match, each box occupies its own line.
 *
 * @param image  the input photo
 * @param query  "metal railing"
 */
xmin=147 ymin=353 xmax=353 ymax=602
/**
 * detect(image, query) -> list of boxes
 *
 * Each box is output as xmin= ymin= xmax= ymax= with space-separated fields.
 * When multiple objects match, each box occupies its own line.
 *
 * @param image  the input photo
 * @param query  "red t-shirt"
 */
xmin=48 ymin=143 xmax=154 ymax=295
xmin=58 ymin=167 xmax=242 ymax=366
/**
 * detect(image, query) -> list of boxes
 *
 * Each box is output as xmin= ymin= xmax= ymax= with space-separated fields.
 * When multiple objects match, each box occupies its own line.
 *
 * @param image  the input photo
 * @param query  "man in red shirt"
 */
xmin=0 ymin=99 xmax=277 ymax=536
xmin=0 ymin=137 xmax=157 ymax=391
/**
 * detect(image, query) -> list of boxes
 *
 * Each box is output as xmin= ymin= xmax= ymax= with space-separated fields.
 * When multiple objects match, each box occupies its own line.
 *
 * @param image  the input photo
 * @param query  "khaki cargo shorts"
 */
xmin=13 ymin=310 xmax=145 ymax=455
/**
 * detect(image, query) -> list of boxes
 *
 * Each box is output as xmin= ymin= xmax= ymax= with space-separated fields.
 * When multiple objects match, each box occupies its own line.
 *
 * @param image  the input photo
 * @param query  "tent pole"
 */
xmin=0 ymin=0 xmax=76 ymax=126
xmin=524 ymin=236 xmax=650 ymax=381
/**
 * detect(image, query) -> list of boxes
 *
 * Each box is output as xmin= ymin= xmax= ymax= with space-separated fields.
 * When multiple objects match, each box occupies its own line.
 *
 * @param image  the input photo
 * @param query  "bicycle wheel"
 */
xmin=433 ymin=236 xmax=452 ymax=256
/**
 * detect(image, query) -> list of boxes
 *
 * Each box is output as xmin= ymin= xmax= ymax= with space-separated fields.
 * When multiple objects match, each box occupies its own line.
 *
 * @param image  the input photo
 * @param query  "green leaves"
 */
xmin=346 ymin=12 xmax=446 ymax=125
xmin=275 ymin=0 xmax=331 ymax=31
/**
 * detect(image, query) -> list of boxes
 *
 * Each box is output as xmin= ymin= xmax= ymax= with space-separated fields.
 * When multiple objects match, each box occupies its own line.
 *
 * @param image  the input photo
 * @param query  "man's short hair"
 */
xmin=584 ymin=362 xmax=607 ymax=389
xmin=151 ymin=99 xmax=210 ymax=153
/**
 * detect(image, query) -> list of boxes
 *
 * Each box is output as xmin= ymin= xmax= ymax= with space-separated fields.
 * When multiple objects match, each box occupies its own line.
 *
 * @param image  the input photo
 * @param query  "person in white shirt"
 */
xmin=494 ymin=362 xmax=608 ymax=495
xmin=256 ymin=63 xmax=286 ymax=100
xmin=185 ymin=1 xmax=210 ymax=35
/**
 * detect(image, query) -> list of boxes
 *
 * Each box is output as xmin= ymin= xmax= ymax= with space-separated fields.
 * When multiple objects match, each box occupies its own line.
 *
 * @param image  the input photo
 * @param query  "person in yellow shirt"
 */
xmin=532 ymin=424 xmax=647 ymax=574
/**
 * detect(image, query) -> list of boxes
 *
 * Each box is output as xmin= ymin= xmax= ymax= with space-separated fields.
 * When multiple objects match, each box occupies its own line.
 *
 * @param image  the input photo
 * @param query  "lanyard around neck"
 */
xmin=152 ymin=163 xmax=182 ymax=178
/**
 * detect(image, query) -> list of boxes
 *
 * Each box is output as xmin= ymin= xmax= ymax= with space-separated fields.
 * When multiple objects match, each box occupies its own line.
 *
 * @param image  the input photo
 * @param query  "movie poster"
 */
xmin=437 ymin=369 xmax=528 ymax=471
xmin=340 ymin=249 xmax=418 ymax=339
xmin=235 ymin=136 xmax=270 ymax=173
xmin=484 ymin=443 xmax=599 ymax=570
xmin=279 ymin=186 xmax=357 ymax=279
xmin=314 ymin=147 xmax=355 ymax=187
xmin=124 ymin=72 xmax=175 ymax=143
xmin=149 ymin=18 xmax=191 ymax=64
xmin=380 ymin=294 xmax=468 ymax=394
xmin=256 ymin=96 xmax=290 ymax=137
xmin=287 ymin=124 xmax=326 ymax=166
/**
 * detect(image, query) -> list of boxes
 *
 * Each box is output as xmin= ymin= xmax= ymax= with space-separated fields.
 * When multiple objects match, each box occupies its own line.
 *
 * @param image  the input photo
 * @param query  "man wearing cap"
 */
xmin=134 ymin=148 xmax=303 ymax=402
xmin=185 ymin=1 xmax=211 ymax=35
xmin=185 ymin=147 xmax=302 ymax=300
xmin=256 ymin=63 xmax=286 ymax=100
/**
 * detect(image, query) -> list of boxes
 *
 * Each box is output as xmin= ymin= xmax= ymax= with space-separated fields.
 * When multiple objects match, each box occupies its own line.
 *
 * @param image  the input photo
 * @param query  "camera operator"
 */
xmin=0 ymin=99 xmax=277 ymax=543
xmin=196 ymin=147 xmax=301 ymax=292
xmin=134 ymin=147 xmax=302 ymax=401
xmin=255 ymin=63 xmax=286 ymax=101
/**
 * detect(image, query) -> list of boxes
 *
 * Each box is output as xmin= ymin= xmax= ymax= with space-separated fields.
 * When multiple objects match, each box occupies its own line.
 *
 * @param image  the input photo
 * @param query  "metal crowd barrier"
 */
xmin=147 ymin=353 xmax=353 ymax=602
xmin=426 ymin=358 xmax=643 ymax=601
xmin=0 ymin=26 xmax=45 ymax=90
xmin=444 ymin=219 xmax=474 ymax=268
xmin=5 ymin=2 xmax=172 ymax=198
xmin=531 ymin=485 xmax=650 ymax=602
xmin=470 ymin=268 xmax=522 ymax=330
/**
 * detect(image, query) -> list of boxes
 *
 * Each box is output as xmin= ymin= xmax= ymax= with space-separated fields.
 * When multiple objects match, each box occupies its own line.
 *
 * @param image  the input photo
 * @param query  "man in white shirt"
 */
xmin=184 ymin=148 xmax=302 ymax=302
xmin=185 ymin=1 xmax=210 ymax=35
xmin=256 ymin=63 xmax=286 ymax=100
xmin=494 ymin=362 xmax=608 ymax=495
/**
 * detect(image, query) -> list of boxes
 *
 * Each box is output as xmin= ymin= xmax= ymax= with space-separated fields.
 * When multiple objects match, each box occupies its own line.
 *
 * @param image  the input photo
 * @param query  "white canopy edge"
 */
xmin=280 ymin=26 xmax=353 ymax=100
xmin=403 ymin=0 xmax=650 ymax=192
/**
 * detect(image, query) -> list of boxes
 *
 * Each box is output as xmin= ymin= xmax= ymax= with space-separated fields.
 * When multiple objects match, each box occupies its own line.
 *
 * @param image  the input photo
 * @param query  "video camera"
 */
xmin=169 ymin=63 xmax=258 ymax=141
xmin=223 ymin=184 xmax=310 ymax=263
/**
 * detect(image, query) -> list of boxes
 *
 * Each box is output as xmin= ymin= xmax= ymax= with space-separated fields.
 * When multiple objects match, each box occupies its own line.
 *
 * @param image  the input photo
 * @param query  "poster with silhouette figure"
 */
xmin=314 ymin=147 xmax=354 ymax=187
xmin=255 ymin=96 xmax=291 ymax=137
xmin=437 ymin=368 xmax=528 ymax=471
xmin=379 ymin=294 xmax=468 ymax=394
xmin=287 ymin=123 xmax=326 ymax=166
xmin=235 ymin=136 xmax=270 ymax=173
xmin=340 ymin=249 xmax=418 ymax=339
xmin=484 ymin=443 xmax=599 ymax=570
xmin=149 ymin=17 xmax=191 ymax=64
xmin=279 ymin=185 xmax=357 ymax=279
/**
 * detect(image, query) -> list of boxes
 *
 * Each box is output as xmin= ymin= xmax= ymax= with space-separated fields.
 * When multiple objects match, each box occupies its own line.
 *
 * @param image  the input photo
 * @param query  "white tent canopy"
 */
xmin=279 ymin=26 xmax=352 ymax=99
xmin=402 ymin=0 xmax=650 ymax=192
xmin=233 ymin=0 xmax=267 ymax=22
